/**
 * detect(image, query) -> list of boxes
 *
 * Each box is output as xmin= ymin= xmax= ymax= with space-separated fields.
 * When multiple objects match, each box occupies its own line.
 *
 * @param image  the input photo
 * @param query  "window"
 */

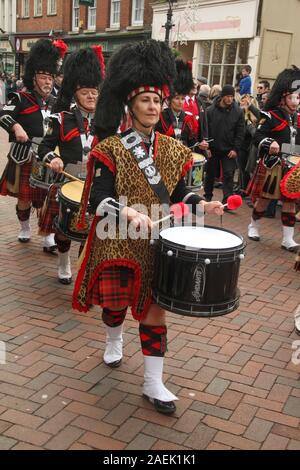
xmin=197 ymin=39 xmax=250 ymax=87
xmin=22 ymin=0 xmax=29 ymax=18
xmin=47 ymin=0 xmax=57 ymax=15
xmin=72 ymin=0 xmax=79 ymax=31
xmin=88 ymin=0 xmax=96 ymax=30
xmin=110 ymin=0 xmax=120 ymax=28
xmin=132 ymin=0 xmax=144 ymax=26
xmin=1 ymin=0 xmax=4 ymax=29
xmin=34 ymin=0 xmax=42 ymax=16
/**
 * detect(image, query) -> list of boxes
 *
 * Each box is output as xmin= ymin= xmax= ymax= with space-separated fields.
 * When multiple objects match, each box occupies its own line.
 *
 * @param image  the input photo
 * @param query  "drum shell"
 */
xmin=153 ymin=226 xmax=245 ymax=318
xmin=56 ymin=185 xmax=90 ymax=242
xmin=30 ymin=157 xmax=64 ymax=189
xmin=185 ymin=154 xmax=205 ymax=190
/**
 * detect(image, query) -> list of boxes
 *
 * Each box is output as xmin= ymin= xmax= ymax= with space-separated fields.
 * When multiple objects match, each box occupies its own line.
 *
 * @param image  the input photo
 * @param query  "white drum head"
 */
xmin=160 ymin=226 xmax=242 ymax=249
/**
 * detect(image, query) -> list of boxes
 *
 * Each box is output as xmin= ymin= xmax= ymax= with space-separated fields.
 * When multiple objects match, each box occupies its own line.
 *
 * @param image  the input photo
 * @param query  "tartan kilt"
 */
xmin=89 ymin=266 xmax=135 ymax=309
xmin=246 ymin=159 xmax=294 ymax=203
xmin=0 ymin=158 xmax=47 ymax=208
xmin=38 ymin=184 xmax=59 ymax=235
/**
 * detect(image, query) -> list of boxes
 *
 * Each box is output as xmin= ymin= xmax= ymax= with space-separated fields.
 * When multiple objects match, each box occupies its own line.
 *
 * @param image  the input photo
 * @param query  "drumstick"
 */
xmin=45 ymin=163 xmax=83 ymax=183
xmin=152 ymin=203 xmax=189 ymax=226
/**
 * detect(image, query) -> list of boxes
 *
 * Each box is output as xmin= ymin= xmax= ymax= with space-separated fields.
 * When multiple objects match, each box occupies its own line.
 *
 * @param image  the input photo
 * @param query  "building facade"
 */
xmin=152 ymin=0 xmax=300 ymax=89
xmin=0 ymin=0 xmax=17 ymax=74
xmin=14 ymin=0 xmax=152 ymax=77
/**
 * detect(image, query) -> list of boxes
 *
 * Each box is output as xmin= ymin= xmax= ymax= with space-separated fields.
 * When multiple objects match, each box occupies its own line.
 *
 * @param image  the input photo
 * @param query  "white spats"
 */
xmin=248 ymin=218 xmax=260 ymax=241
xmin=281 ymin=226 xmax=299 ymax=252
xmin=18 ymin=219 xmax=31 ymax=242
xmin=58 ymin=251 xmax=72 ymax=284
xmin=103 ymin=324 xmax=123 ymax=367
xmin=143 ymin=356 xmax=178 ymax=402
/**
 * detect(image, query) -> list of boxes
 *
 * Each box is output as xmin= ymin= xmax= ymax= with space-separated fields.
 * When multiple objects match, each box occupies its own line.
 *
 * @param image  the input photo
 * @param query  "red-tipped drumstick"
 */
xmin=153 ymin=202 xmax=189 ymax=226
xmin=223 ymin=195 xmax=243 ymax=211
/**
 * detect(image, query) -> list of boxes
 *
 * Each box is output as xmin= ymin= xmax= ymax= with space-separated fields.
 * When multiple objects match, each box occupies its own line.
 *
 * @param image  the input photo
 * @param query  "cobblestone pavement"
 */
xmin=0 ymin=128 xmax=299 ymax=450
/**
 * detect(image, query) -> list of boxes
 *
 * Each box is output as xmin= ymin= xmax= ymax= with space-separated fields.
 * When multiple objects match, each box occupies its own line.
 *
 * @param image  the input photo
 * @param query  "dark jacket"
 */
xmin=207 ymin=97 xmax=245 ymax=155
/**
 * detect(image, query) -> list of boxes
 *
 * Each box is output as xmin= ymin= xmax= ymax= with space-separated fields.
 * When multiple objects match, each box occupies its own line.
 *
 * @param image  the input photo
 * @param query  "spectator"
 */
xmin=204 ymin=84 xmax=245 ymax=204
xmin=256 ymin=80 xmax=270 ymax=109
xmin=209 ymin=84 xmax=222 ymax=103
xmin=239 ymin=65 xmax=252 ymax=95
xmin=198 ymin=84 xmax=211 ymax=107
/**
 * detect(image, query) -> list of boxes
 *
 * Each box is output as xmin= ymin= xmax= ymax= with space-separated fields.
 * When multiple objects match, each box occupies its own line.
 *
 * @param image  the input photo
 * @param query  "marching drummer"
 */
xmin=72 ymin=40 xmax=223 ymax=415
xmin=155 ymin=59 xmax=202 ymax=149
xmin=0 ymin=39 xmax=67 ymax=251
xmin=37 ymin=46 xmax=105 ymax=284
xmin=247 ymin=66 xmax=300 ymax=252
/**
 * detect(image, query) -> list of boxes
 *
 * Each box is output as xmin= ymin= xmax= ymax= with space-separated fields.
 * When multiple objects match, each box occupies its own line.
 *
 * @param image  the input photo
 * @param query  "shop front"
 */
xmin=152 ymin=0 xmax=261 ymax=87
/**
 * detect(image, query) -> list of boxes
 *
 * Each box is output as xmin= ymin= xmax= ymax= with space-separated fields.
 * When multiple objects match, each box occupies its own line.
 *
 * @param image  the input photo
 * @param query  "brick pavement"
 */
xmin=0 ymin=128 xmax=299 ymax=450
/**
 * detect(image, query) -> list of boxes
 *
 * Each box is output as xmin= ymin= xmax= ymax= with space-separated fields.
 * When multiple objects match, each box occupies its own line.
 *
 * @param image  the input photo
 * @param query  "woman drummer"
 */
xmin=72 ymin=40 xmax=223 ymax=415
xmin=155 ymin=59 xmax=199 ymax=148
xmin=37 ymin=46 xmax=105 ymax=284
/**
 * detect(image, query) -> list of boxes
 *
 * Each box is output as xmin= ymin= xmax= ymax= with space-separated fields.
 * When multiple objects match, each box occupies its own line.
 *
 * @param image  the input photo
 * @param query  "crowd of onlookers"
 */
xmin=186 ymin=67 xmax=274 ymax=212
xmin=0 ymin=72 xmax=24 ymax=109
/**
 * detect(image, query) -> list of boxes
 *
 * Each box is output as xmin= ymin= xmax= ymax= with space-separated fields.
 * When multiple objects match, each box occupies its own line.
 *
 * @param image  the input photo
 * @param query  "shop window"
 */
xmin=197 ymin=39 xmax=250 ymax=87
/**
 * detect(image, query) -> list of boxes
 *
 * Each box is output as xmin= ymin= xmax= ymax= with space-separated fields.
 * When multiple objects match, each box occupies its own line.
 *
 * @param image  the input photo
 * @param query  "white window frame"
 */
xmin=34 ymin=0 xmax=42 ymax=17
xmin=22 ymin=0 xmax=30 ymax=18
xmin=197 ymin=39 xmax=250 ymax=87
xmin=88 ymin=0 xmax=96 ymax=30
xmin=131 ymin=0 xmax=144 ymax=26
xmin=110 ymin=0 xmax=120 ymax=28
xmin=47 ymin=0 xmax=57 ymax=15
xmin=72 ymin=0 xmax=80 ymax=31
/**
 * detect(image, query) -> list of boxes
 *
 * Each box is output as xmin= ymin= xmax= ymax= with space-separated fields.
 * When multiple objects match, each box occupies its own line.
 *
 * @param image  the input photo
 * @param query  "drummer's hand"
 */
xmin=49 ymin=157 xmax=64 ymax=173
xmin=121 ymin=207 xmax=153 ymax=231
xmin=12 ymin=123 xmax=29 ymax=143
xmin=228 ymin=150 xmax=238 ymax=159
xmin=269 ymin=141 xmax=280 ymax=155
xmin=201 ymin=200 xmax=224 ymax=216
xmin=198 ymin=140 xmax=209 ymax=151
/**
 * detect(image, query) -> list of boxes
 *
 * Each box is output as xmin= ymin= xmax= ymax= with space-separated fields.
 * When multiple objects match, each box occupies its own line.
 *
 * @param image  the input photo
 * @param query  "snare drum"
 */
xmin=185 ymin=153 xmax=206 ymax=190
xmin=55 ymin=180 xmax=91 ymax=242
xmin=30 ymin=155 xmax=64 ymax=190
xmin=286 ymin=155 xmax=300 ymax=169
xmin=152 ymin=226 xmax=245 ymax=318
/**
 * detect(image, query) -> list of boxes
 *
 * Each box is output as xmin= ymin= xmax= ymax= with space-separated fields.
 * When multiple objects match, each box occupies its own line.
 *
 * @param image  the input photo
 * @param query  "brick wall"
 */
xmin=16 ymin=0 xmax=70 ymax=33
xmin=16 ymin=0 xmax=153 ymax=34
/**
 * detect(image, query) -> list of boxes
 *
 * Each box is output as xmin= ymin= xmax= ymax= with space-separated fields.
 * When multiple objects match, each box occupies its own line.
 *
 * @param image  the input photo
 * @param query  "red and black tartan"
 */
xmin=90 ymin=266 xmax=135 ymax=310
xmin=0 ymin=159 xmax=47 ymax=208
xmin=38 ymin=184 xmax=59 ymax=235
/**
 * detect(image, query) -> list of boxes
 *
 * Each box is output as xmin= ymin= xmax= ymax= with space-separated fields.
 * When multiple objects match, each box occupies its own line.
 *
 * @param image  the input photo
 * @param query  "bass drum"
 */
xmin=152 ymin=226 xmax=246 ymax=318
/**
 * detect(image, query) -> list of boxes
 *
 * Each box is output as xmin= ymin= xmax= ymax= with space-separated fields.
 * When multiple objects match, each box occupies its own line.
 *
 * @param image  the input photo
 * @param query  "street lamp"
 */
xmin=163 ymin=0 xmax=177 ymax=45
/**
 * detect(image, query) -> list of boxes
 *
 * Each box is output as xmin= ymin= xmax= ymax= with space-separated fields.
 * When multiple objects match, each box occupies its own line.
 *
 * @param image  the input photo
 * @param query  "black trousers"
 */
xmin=204 ymin=153 xmax=237 ymax=203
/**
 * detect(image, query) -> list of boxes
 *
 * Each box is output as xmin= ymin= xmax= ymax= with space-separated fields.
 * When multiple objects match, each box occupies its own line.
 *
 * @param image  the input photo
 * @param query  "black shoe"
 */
xmin=58 ymin=277 xmax=72 ymax=285
xmin=104 ymin=358 xmax=122 ymax=368
xmin=143 ymin=394 xmax=176 ymax=415
xmin=43 ymin=245 xmax=57 ymax=255
xmin=18 ymin=237 xmax=30 ymax=243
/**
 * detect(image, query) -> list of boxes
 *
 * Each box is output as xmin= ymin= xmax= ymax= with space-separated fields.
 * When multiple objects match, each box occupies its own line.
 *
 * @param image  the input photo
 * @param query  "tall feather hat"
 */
xmin=56 ymin=45 xmax=105 ymax=111
xmin=265 ymin=65 xmax=300 ymax=111
xmin=23 ymin=38 xmax=63 ymax=90
xmin=94 ymin=39 xmax=176 ymax=140
xmin=172 ymin=59 xmax=193 ymax=96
